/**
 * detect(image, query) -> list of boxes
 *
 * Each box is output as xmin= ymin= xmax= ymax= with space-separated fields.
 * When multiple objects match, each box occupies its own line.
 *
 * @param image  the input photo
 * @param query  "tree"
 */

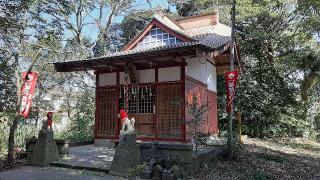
xmin=186 ymin=95 xmax=209 ymax=155
xmin=169 ymin=0 xmax=231 ymax=24
xmin=61 ymin=89 xmax=95 ymax=142
xmin=0 ymin=0 xmax=64 ymax=164
xmin=170 ymin=0 xmax=320 ymax=139
xmin=235 ymin=0 xmax=320 ymax=137
xmin=119 ymin=10 xmax=153 ymax=47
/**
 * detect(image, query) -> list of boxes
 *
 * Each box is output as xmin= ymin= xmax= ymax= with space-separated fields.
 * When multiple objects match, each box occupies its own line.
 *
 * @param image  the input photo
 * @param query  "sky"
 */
xmin=66 ymin=0 xmax=176 ymax=41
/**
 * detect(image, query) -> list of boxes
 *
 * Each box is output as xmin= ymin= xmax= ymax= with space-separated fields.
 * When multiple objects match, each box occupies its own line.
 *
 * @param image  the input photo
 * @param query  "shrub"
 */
xmin=55 ymin=89 xmax=94 ymax=143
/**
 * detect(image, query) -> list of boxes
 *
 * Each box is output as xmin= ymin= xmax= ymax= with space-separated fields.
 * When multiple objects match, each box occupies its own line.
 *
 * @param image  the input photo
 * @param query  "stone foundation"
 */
xmin=94 ymin=139 xmax=116 ymax=148
xmin=139 ymin=141 xmax=225 ymax=177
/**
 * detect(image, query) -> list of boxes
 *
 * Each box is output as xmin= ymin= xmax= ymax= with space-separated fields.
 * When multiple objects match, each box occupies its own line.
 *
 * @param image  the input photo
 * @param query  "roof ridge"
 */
xmin=183 ymin=24 xmax=217 ymax=30
xmin=153 ymin=15 xmax=194 ymax=40
xmin=175 ymin=12 xmax=218 ymax=21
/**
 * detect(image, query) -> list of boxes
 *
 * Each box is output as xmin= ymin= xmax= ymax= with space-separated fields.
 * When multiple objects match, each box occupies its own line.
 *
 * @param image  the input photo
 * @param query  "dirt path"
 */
xmin=196 ymin=138 xmax=320 ymax=180
xmin=0 ymin=166 xmax=119 ymax=180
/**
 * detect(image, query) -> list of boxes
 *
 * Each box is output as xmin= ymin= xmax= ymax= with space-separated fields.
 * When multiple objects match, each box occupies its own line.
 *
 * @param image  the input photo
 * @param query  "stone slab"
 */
xmin=139 ymin=141 xmax=193 ymax=150
xmin=50 ymin=145 xmax=115 ymax=173
xmin=30 ymin=130 xmax=59 ymax=167
xmin=109 ymin=143 xmax=141 ymax=177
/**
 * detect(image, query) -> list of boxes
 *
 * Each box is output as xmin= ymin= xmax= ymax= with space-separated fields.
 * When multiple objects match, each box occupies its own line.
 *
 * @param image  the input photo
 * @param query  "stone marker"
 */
xmin=109 ymin=133 xmax=141 ymax=177
xmin=30 ymin=129 xmax=59 ymax=167
xmin=140 ymin=158 xmax=156 ymax=179
xmin=162 ymin=169 xmax=174 ymax=180
xmin=152 ymin=165 xmax=163 ymax=180
xmin=171 ymin=165 xmax=182 ymax=180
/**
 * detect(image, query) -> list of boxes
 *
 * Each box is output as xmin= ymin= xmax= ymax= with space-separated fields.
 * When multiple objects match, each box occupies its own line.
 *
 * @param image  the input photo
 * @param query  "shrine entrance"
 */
xmin=95 ymin=82 xmax=184 ymax=142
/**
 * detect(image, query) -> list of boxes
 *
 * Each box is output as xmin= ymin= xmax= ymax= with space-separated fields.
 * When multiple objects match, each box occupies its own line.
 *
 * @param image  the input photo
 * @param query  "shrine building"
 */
xmin=54 ymin=10 xmax=239 ymax=145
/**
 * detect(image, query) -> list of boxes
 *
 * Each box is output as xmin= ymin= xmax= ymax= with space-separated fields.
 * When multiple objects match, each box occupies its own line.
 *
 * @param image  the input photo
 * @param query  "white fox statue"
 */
xmin=118 ymin=109 xmax=135 ymax=135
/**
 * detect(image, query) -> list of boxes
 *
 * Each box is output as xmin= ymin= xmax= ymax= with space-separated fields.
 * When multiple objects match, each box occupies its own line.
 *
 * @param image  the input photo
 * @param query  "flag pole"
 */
xmin=227 ymin=0 xmax=236 ymax=159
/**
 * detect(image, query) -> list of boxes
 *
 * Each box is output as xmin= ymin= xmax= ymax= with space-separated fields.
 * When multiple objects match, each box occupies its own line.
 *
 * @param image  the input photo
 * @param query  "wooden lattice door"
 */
xmin=95 ymin=88 xmax=118 ymax=138
xmin=156 ymin=84 xmax=183 ymax=140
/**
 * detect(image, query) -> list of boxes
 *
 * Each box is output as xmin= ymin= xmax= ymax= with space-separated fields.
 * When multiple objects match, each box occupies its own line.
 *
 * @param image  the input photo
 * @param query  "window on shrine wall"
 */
xmin=119 ymin=85 xmax=155 ymax=114
xmin=135 ymin=26 xmax=183 ymax=50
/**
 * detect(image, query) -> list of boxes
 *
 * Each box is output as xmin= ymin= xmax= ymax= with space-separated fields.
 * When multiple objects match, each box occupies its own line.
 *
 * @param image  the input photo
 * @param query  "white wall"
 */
xmin=139 ymin=69 xmax=155 ymax=83
xmin=120 ymin=72 xmax=125 ymax=84
xmin=158 ymin=67 xmax=181 ymax=82
xmin=185 ymin=58 xmax=217 ymax=92
xmin=119 ymin=69 xmax=155 ymax=84
xmin=100 ymin=67 xmax=182 ymax=85
xmin=99 ymin=73 xmax=117 ymax=86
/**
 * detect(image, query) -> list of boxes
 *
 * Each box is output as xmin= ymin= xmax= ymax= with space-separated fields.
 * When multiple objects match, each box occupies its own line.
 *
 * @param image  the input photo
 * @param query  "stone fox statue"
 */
xmin=118 ymin=109 xmax=135 ymax=135
xmin=41 ymin=112 xmax=53 ymax=131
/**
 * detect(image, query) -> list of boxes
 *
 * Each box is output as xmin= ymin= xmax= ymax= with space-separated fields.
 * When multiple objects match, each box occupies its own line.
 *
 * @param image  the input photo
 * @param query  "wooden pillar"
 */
xmin=155 ymin=68 xmax=158 ymax=140
xmin=181 ymin=65 xmax=186 ymax=142
xmin=94 ymin=73 xmax=99 ymax=138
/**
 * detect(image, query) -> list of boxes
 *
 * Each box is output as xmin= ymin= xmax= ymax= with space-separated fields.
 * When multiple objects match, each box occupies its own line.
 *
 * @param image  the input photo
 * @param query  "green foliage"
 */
xmin=236 ymin=60 xmax=304 ymax=138
xmin=52 ymin=113 xmax=62 ymax=124
xmin=57 ymin=90 xmax=95 ymax=143
xmin=128 ymin=162 xmax=146 ymax=178
xmin=170 ymin=0 xmax=231 ymax=24
xmin=0 ymin=121 xmax=37 ymax=155
xmin=314 ymin=114 xmax=320 ymax=131
xmin=173 ymin=0 xmax=320 ymax=138
xmin=186 ymin=95 xmax=210 ymax=153
xmin=119 ymin=10 xmax=153 ymax=46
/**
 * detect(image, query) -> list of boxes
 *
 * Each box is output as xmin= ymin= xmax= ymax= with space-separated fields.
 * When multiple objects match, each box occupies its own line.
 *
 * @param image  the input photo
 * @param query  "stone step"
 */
xmin=50 ymin=161 xmax=110 ymax=173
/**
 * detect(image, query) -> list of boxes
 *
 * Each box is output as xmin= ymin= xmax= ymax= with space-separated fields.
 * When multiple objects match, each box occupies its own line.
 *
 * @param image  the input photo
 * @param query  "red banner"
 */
xmin=226 ymin=71 xmax=239 ymax=112
xmin=20 ymin=72 xmax=38 ymax=118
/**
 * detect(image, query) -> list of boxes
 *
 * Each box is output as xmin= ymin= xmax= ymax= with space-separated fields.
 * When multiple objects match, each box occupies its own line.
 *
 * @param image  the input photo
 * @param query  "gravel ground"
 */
xmin=195 ymin=138 xmax=320 ymax=180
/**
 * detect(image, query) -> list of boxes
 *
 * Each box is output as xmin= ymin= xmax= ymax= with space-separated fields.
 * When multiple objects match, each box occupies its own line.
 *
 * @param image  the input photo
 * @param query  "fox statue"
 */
xmin=118 ymin=109 xmax=135 ymax=135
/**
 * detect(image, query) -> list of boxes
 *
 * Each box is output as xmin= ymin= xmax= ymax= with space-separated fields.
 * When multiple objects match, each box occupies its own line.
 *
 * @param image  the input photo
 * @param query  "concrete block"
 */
xmin=94 ymin=139 xmax=115 ymax=148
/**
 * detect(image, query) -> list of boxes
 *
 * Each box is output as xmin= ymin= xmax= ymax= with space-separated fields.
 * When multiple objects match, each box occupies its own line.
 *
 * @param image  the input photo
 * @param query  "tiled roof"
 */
xmin=54 ymin=12 xmax=233 ymax=72
xmin=55 ymin=34 xmax=230 ymax=66
xmin=183 ymin=24 xmax=231 ymax=39
xmin=95 ymin=41 xmax=199 ymax=59
xmin=54 ymin=36 xmax=232 ymax=72
xmin=199 ymin=33 xmax=231 ymax=49
xmin=153 ymin=14 xmax=184 ymax=34
xmin=94 ymin=34 xmax=230 ymax=59
xmin=126 ymin=12 xmax=231 ymax=52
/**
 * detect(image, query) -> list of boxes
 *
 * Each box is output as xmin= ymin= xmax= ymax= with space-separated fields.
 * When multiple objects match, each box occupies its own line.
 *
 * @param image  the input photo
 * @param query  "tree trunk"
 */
xmin=7 ymin=116 xmax=19 ymax=165
xmin=7 ymin=57 xmax=36 ymax=165
xmin=227 ymin=0 xmax=236 ymax=160
xmin=7 ymin=67 xmax=23 ymax=165
xmin=301 ymin=72 xmax=317 ymax=102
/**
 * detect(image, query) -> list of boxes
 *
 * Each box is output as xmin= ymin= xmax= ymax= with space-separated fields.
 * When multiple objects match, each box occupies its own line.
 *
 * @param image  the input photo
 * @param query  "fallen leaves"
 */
xmin=196 ymin=138 xmax=320 ymax=180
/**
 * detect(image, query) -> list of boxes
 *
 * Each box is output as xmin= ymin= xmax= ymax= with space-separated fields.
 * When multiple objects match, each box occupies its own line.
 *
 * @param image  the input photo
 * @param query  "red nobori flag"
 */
xmin=225 ymin=71 xmax=239 ymax=112
xmin=20 ymin=72 xmax=38 ymax=118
